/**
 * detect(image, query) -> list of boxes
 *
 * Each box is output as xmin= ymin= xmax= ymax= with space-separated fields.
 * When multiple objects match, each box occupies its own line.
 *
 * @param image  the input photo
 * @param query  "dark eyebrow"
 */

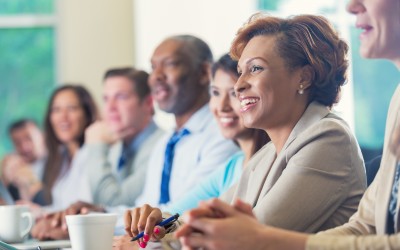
xmin=245 ymin=56 xmax=269 ymax=66
xmin=238 ymin=56 xmax=268 ymax=72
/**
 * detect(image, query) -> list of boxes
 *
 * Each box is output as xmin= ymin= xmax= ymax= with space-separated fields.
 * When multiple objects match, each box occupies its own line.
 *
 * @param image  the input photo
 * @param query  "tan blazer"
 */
xmin=221 ymin=102 xmax=367 ymax=233
xmin=307 ymin=85 xmax=400 ymax=249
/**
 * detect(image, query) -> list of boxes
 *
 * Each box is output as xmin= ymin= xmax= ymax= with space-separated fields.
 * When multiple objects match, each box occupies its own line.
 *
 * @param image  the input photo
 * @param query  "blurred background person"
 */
xmin=81 ymin=67 xmax=164 ymax=207
xmin=1 ymin=119 xmax=46 ymax=200
xmin=8 ymin=85 xmax=98 ymax=212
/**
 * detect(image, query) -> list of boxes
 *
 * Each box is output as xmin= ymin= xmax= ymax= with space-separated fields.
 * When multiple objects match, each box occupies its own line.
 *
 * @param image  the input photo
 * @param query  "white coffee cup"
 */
xmin=0 ymin=205 xmax=33 ymax=243
xmin=66 ymin=213 xmax=117 ymax=250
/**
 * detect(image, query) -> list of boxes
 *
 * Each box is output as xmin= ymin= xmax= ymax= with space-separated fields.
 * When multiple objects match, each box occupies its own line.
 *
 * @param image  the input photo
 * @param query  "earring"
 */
xmin=298 ymin=84 xmax=304 ymax=95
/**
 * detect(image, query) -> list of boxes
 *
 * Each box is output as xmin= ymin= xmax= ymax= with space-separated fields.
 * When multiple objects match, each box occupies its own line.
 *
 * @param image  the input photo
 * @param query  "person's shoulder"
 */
xmin=145 ymin=126 xmax=166 ymax=144
xmin=302 ymin=111 xmax=355 ymax=143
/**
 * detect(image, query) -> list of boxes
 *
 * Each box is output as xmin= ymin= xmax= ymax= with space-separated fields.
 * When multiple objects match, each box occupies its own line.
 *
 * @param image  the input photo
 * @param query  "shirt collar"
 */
xmin=124 ymin=120 xmax=158 ymax=156
xmin=176 ymin=104 xmax=212 ymax=134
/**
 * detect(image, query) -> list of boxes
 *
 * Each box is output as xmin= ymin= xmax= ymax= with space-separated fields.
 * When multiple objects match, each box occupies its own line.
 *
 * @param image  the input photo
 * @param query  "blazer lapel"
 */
xmin=284 ymin=102 xmax=330 ymax=150
xmin=235 ymin=102 xmax=330 ymax=207
xmin=233 ymin=144 xmax=276 ymax=207
xmin=247 ymin=145 xmax=277 ymax=206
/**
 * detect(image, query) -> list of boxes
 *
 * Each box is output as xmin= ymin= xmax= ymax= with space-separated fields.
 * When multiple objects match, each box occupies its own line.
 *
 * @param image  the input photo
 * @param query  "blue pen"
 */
xmin=131 ymin=213 xmax=179 ymax=241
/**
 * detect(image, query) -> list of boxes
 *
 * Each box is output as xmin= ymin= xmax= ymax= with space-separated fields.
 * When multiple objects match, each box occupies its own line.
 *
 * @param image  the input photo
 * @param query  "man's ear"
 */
xmin=199 ymin=62 xmax=212 ymax=86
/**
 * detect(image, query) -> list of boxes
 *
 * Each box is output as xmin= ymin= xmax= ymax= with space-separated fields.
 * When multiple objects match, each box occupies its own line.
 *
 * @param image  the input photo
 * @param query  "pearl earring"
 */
xmin=298 ymin=84 xmax=304 ymax=95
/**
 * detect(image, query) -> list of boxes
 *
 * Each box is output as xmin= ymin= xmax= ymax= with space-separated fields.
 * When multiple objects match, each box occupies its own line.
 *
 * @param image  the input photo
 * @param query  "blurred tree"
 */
xmin=0 ymin=0 xmax=55 ymax=159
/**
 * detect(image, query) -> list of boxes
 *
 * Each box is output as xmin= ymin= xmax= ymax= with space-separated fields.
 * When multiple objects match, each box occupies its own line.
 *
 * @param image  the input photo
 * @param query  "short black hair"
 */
xmin=211 ymin=53 xmax=238 ymax=78
xmin=8 ymin=119 xmax=37 ymax=135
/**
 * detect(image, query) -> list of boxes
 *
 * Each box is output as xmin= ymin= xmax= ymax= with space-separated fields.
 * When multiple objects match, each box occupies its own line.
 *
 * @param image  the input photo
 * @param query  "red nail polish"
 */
xmin=139 ymin=242 xmax=147 ymax=248
xmin=143 ymin=234 xmax=150 ymax=242
xmin=154 ymin=227 xmax=160 ymax=234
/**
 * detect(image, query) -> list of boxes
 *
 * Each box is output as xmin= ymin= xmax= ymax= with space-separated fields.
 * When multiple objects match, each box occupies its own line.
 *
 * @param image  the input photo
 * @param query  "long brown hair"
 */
xmin=42 ymin=84 xmax=98 ymax=204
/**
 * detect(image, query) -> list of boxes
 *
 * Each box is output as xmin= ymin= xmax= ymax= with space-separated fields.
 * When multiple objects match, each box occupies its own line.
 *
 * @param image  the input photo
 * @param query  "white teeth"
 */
xmin=220 ymin=117 xmax=234 ymax=123
xmin=240 ymin=98 xmax=258 ymax=107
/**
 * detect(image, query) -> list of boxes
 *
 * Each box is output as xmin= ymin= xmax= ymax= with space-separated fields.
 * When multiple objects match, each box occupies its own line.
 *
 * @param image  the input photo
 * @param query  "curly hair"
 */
xmin=230 ymin=13 xmax=349 ymax=107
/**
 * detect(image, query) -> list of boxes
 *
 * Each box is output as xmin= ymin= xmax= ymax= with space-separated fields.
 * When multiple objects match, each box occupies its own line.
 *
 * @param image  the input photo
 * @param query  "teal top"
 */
xmin=165 ymin=152 xmax=244 ymax=215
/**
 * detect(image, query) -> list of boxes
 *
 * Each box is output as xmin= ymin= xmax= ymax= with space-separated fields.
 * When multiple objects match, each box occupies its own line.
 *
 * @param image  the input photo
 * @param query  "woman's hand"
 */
xmin=31 ymin=214 xmax=69 ymax=240
xmin=124 ymin=204 xmax=166 ymax=248
xmin=176 ymin=198 xmax=262 ymax=250
xmin=1 ymin=154 xmax=26 ymax=185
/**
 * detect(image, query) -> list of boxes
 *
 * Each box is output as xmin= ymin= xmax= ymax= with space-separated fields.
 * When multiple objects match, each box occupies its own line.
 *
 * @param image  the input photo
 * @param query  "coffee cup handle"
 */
xmin=20 ymin=212 xmax=33 ymax=238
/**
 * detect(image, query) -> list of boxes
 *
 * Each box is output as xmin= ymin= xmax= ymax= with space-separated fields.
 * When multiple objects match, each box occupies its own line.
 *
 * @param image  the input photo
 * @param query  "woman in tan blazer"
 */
xmin=176 ymin=0 xmax=400 ymax=249
xmin=120 ymin=11 xmax=367 ymax=250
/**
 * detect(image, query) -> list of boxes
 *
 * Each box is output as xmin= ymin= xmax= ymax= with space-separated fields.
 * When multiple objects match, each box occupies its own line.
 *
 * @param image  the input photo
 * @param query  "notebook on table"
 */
xmin=10 ymin=240 xmax=71 ymax=250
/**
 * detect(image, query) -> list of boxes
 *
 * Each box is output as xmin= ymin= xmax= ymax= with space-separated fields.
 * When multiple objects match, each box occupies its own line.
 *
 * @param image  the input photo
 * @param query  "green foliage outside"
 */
xmin=258 ymin=0 xmax=282 ymax=11
xmin=0 ymin=0 xmax=54 ymax=159
xmin=0 ymin=27 xmax=55 ymax=158
xmin=0 ymin=0 xmax=53 ymax=15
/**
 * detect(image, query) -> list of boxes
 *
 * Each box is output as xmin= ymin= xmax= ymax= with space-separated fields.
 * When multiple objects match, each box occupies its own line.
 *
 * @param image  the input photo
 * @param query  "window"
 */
xmin=258 ymin=0 xmax=400 ymax=161
xmin=0 ymin=0 xmax=56 ymax=158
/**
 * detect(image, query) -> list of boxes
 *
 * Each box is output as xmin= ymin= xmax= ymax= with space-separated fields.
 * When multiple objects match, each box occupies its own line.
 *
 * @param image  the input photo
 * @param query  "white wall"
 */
xmin=133 ymin=0 xmax=256 ymax=69
xmin=133 ymin=0 xmax=257 ymax=128
xmin=56 ymin=0 xmax=135 ymax=108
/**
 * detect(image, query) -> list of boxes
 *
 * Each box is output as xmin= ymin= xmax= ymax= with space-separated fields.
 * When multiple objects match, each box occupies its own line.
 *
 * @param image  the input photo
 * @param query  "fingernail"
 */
xmin=143 ymin=234 xmax=150 ymax=242
xmin=154 ymin=227 xmax=160 ymax=234
xmin=139 ymin=242 xmax=147 ymax=248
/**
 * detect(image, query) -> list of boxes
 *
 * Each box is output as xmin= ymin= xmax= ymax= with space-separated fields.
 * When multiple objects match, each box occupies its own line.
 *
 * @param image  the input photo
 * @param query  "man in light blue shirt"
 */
xmin=134 ymin=35 xmax=239 ymax=208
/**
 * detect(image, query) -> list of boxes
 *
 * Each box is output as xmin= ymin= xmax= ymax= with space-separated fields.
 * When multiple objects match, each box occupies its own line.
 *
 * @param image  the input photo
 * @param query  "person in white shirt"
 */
xmin=8 ymin=85 xmax=98 ymax=211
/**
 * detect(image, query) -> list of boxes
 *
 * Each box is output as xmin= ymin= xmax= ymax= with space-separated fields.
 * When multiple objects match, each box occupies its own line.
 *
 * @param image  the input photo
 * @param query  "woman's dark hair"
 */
xmin=42 ymin=84 xmax=98 ymax=204
xmin=230 ymin=14 xmax=349 ymax=107
xmin=212 ymin=53 xmax=270 ymax=155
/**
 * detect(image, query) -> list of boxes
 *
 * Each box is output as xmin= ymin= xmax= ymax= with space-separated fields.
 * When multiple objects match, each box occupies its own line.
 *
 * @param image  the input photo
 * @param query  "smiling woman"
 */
xmin=176 ymin=14 xmax=367 ymax=245
xmin=6 ymin=85 xmax=99 ymax=213
xmin=177 ymin=0 xmax=400 ymax=248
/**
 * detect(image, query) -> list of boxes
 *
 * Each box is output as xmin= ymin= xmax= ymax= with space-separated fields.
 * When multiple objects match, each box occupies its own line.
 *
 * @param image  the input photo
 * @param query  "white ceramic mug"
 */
xmin=0 ymin=205 xmax=33 ymax=243
xmin=66 ymin=213 xmax=117 ymax=250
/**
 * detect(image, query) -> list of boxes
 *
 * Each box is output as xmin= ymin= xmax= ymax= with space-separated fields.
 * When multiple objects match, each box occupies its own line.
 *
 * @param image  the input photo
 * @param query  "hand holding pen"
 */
xmin=124 ymin=204 xmax=178 ymax=248
xmin=131 ymin=214 xmax=179 ymax=241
